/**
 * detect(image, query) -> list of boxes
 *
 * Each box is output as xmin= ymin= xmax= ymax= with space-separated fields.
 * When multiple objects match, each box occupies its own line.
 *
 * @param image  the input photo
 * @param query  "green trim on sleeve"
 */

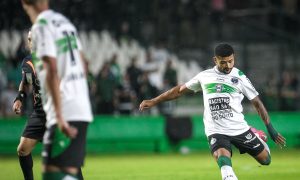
xmin=38 ymin=18 xmax=47 ymax=25
xmin=238 ymin=70 xmax=245 ymax=76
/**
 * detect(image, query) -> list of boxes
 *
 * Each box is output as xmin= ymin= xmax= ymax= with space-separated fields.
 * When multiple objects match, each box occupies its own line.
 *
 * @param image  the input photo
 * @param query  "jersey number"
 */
xmin=63 ymin=31 xmax=76 ymax=66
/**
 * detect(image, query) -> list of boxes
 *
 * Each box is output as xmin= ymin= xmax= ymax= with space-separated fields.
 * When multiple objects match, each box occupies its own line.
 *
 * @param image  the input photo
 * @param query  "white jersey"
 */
xmin=185 ymin=66 xmax=258 ymax=136
xmin=31 ymin=10 xmax=93 ymax=127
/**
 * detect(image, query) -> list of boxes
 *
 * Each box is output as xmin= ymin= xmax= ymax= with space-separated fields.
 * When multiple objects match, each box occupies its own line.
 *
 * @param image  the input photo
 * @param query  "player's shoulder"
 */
xmin=231 ymin=67 xmax=247 ymax=78
xmin=201 ymin=67 xmax=215 ymax=74
xmin=21 ymin=55 xmax=32 ymax=67
xmin=21 ymin=55 xmax=34 ymax=72
xmin=192 ymin=68 xmax=213 ymax=78
xmin=35 ymin=10 xmax=70 ymax=28
xmin=188 ymin=67 xmax=215 ymax=81
xmin=34 ymin=10 xmax=54 ymax=28
xmin=197 ymin=67 xmax=218 ymax=78
xmin=231 ymin=67 xmax=253 ymax=86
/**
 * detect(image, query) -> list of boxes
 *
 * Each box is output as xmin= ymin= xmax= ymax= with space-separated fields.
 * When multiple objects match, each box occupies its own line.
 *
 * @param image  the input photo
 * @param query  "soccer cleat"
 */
xmin=250 ymin=127 xmax=268 ymax=142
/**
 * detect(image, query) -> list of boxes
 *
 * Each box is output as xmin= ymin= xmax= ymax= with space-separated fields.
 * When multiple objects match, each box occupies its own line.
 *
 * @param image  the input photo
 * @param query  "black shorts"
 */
xmin=42 ymin=121 xmax=89 ymax=168
xmin=208 ymin=128 xmax=265 ymax=157
xmin=22 ymin=114 xmax=46 ymax=141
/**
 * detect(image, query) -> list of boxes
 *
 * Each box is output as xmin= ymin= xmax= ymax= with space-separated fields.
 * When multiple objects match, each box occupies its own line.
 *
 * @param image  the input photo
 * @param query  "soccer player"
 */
xmin=13 ymin=30 xmax=46 ymax=180
xmin=139 ymin=43 xmax=286 ymax=180
xmin=21 ymin=0 xmax=93 ymax=179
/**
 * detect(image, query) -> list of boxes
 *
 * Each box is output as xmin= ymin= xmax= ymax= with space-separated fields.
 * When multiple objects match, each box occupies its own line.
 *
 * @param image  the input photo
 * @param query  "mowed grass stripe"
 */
xmin=0 ymin=149 xmax=299 ymax=179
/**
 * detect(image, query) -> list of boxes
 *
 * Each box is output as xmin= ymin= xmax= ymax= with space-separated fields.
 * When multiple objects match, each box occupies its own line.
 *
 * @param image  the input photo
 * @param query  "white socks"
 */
xmin=62 ymin=175 xmax=78 ymax=180
xmin=220 ymin=165 xmax=238 ymax=180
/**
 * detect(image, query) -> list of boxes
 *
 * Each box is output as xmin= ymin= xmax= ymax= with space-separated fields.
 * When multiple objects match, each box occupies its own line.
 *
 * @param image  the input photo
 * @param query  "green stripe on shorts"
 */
xmin=51 ymin=128 xmax=71 ymax=158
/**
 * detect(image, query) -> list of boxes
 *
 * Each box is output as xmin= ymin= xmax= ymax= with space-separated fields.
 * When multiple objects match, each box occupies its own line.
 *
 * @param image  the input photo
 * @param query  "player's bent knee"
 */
xmin=17 ymin=145 xmax=31 ymax=156
xmin=260 ymin=158 xmax=271 ymax=165
xmin=213 ymin=152 xmax=219 ymax=160
xmin=260 ymin=159 xmax=271 ymax=165
xmin=213 ymin=148 xmax=231 ymax=161
xmin=259 ymin=154 xmax=271 ymax=166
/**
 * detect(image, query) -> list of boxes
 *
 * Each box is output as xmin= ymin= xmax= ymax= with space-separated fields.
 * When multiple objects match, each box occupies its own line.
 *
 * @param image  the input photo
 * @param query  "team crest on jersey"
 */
xmin=245 ymin=133 xmax=253 ymax=140
xmin=215 ymin=84 xmax=223 ymax=93
xmin=231 ymin=77 xmax=239 ymax=84
xmin=210 ymin=137 xmax=217 ymax=145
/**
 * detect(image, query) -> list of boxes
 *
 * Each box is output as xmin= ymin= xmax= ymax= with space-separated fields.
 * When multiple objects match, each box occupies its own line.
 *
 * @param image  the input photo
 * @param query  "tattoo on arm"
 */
xmin=251 ymin=96 xmax=270 ymax=125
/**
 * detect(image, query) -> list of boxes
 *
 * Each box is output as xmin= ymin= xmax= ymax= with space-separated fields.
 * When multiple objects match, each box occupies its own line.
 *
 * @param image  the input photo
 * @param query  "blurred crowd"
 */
xmin=1 ymin=0 xmax=300 ymax=47
xmin=0 ymin=0 xmax=300 ymax=117
xmin=0 ymin=33 xmax=299 ymax=118
xmin=263 ymin=70 xmax=299 ymax=111
xmin=0 ymin=35 xmax=179 ymax=117
xmin=87 ymin=48 xmax=178 ymax=116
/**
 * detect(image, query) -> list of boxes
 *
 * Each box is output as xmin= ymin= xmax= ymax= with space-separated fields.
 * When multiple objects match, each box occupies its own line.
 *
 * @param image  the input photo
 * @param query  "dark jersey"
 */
xmin=21 ymin=55 xmax=45 ymax=117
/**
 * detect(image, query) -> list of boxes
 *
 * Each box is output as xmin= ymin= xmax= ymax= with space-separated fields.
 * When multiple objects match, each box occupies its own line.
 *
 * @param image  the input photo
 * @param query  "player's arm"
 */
xmin=139 ymin=84 xmax=192 ymax=111
xmin=251 ymin=96 xmax=286 ymax=148
xmin=12 ymin=75 xmax=28 ymax=114
xmin=42 ymin=56 xmax=77 ymax=138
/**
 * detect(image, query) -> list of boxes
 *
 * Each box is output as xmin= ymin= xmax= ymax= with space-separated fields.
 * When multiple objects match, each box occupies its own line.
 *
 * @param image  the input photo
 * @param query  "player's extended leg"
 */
xmin=43 ymin=165 xmax=79 ymax=180
xmin=253 ymin=135 xmax=271 ymax=165
xmin=251 ymin=128 xmax=271 ymax=165
xmin=254 ymin=148 xmax=271 ymax=165
xmin=213 ymin=148 xmax=238 ymax=180
xmin=17 ymin=137 xmax=38 ymax=180
xmin=43 ymin=166 xmax=83 ymax=180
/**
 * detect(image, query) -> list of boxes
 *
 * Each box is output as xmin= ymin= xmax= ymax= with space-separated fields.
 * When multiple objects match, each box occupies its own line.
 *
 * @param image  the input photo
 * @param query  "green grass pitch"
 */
xmin=1 ymin=149 xmax=299 ymax=179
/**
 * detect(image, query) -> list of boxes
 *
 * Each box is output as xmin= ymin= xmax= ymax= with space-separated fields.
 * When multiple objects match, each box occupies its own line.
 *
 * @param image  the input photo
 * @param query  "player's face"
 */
xmin=214 ymin=54 xmax=235 ymax=74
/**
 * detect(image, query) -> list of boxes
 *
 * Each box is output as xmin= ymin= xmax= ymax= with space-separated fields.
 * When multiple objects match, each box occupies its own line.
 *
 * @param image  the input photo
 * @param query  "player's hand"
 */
xmin=13 ymin=100 xmax=22 ymax=114
xmin=139 ymin=100 xmax=155 ymax=111
xmin=266 ymin=123 xmax=286 ymax=148
xmin=274 ymin=133 xmax=286 ymax=149
xmin=57 ymin=117 xmax=78 ymax=139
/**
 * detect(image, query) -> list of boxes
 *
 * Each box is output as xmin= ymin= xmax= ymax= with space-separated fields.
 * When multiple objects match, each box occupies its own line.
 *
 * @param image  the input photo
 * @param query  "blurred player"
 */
xmin=140 ymin=43 xmax=286 ymax=180
xmin=13 ymin=30 xmax=46 ymax=180
xmin=21 ymin=0 xmax=93 ymax=179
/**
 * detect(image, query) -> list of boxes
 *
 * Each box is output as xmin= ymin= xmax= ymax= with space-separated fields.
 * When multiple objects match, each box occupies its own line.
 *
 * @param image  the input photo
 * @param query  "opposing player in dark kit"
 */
xmin=13 ymin=30 xmax=46 ymax=180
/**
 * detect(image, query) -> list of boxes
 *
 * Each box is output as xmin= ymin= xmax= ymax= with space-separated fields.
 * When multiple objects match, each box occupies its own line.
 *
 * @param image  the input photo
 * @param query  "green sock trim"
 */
xmin=217 ymin=156 xmax=232 ymax=168
xmin=43 ymin=172 xmax=65 ymax=180
xmin=43 ymin=172 xmax=78 ymax=180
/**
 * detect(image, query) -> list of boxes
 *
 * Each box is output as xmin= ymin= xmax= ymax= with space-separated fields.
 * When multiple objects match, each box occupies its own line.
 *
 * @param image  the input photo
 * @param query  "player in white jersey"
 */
xmin=21 ymin=0 xmax=93 ymax=179
xmin=140 ymin=43 xmax=286 ymax=180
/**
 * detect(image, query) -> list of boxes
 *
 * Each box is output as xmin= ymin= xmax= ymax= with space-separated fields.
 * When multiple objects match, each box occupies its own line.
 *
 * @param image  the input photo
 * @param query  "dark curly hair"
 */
xmin=214 ymin=43 xmax=234 ymax=57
